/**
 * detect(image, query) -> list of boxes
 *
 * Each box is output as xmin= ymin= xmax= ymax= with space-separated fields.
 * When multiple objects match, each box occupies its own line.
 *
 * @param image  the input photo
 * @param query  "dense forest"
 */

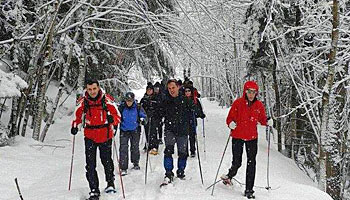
xmin=0 ymin=1 xmax=349 ymax=199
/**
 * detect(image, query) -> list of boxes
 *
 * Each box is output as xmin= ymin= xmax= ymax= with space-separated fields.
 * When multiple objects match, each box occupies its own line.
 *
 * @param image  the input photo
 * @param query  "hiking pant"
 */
xmin=119 ymin=129 xmax=141 ymax=170
xmin=144 ymin=117 xmax=159 ymax=150
xmin=188 ymin=124 xmax=197 ymax=154
xmin=227 ymin=138 xmax=258 ymax=191
xmin=85 ymin=138 xmax=114 ymax=191
xmin=163 ymin=129 xmax=188 ymax=175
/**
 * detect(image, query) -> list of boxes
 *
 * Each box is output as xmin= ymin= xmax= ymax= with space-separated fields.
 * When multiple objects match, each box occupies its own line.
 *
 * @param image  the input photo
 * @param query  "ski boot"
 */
xmin=120 ymin=170 xmax=127 ymax=176
xmin=104 ymin=181 xmax=116 ymax=193
xmin=87 ymin=189 xmax=100 ymax=200
xmin=244 ymin=190 xmax=255 ymax=199
xmin=132 ymin=163 xmax=140 ymax=170
xmin=177 ymin=169 xmax=186 ymax=180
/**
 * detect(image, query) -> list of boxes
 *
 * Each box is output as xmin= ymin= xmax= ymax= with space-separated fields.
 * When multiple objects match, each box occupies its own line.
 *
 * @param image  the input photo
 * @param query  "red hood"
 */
xmin=243 ymin=81 xmax=259 ymax=96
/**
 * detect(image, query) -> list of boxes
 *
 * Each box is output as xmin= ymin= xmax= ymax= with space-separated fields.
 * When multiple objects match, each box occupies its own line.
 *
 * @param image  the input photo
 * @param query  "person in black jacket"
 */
xmin=140 ymin=83 xmax=159 ymax=155
xmin=184 ymin=85 xmax=205 ymax=157
xmin=161 ymin=79 xmax=197 ymax=184
xmin=153 ymin=82 xmax=165 ymax=144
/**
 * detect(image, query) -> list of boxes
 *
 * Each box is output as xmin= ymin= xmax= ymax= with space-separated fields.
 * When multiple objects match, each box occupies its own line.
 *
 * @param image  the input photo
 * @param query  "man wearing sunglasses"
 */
xmin=220 ymin=81 xmax=273 ymax=199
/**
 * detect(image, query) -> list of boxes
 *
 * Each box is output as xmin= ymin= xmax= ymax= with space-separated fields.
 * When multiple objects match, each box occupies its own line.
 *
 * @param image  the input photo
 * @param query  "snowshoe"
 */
xmin=244 ymin=190 xmax=255 ymax=199
xmin=220 ymin=174 xmax=233 ymax=186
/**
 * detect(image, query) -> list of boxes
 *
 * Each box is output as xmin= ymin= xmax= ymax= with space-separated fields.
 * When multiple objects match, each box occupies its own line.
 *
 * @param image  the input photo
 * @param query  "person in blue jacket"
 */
xmin=118 ymin=92 xmax=147 ymax=176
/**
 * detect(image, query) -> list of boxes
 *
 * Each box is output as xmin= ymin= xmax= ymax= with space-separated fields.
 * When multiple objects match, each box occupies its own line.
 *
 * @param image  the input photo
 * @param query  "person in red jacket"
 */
xmin=71 ymin=79 xmax=121 ymax=200
xmin=220 ymin=80 xmax=272 ymax=199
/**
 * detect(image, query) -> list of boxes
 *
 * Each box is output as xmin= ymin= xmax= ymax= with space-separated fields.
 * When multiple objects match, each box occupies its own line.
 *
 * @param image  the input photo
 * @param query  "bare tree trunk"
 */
xmin=32 ymin=0 xmax=62 ymax=141
xmin=318 ymin=0 xmax=339 ymax=193
xmin=0 ymin=98 xmax=7 ymax=120
xmin=271 ymin=41 xmax=282 ymax=152
xmin=7 ymin=97 xmax=19 ymax=138
xmin=40 ymin=28 xmax=82 ymax=142
xmin=20 ymin=96 xmax=31 ymax=137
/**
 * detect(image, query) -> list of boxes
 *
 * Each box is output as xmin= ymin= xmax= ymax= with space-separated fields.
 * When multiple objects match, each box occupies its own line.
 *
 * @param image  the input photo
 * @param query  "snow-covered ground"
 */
xmin=1 ymin=97 xmax=332 ymax=200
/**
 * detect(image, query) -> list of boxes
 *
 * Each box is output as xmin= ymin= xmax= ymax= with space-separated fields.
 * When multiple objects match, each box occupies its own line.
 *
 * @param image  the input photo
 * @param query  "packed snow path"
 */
xmin=1 ymin=99 xmax=332 ymax=200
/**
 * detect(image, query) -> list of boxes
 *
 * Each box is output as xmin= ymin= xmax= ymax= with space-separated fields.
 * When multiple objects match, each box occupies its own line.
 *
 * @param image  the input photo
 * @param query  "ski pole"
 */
xmin=195 ymin=134 xmax=204 ymax=185
xmin=15 ymin=178 xmax=24 ymax=200
xmin=266 ymin=124 xmax=271 ymax=190
xmin=145 ymin=117 xmax=151 ymax=184
xmin=206 ymin=179 xmax=222 ymax=190
xmin=113 ymin=137 xmax=126 ymax=199
xmin=211 ymin=133 xmax=231 ymax=196
xmin=202 ymin=118 xmax=206 ymax=153
xmin=192 ymin=112 xmax=204 ymax=185
xmin=68 ymin=135 xmax=75 ymax=191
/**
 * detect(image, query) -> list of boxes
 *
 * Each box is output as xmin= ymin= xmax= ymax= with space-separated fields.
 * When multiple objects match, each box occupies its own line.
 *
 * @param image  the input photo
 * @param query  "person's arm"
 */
xmin=195 ymin=98 xmax=205 ymax=119
xmin=259 ymin=102 xmax=268 ymax=126
xmin=226 ymin=100 xmax=238 ymax=127
xmin=106 ymin=100 xmax=121 ymax=126
xmin=139 ymin=105 xmax=148 ymax=124
xmin=72 ymin=98 xmax=84 ymax=127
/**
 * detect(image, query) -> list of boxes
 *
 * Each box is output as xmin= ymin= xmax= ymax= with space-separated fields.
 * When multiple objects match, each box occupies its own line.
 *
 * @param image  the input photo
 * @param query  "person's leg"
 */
xmin=149 ymin=118 xmax=159 ymax=151
xmin=176 ymin=135 xmax=189 ymax=178
xmin=157 ymin=118 xmax=163 ymax=141
xmin=163 ymin=129 xmax=176 ymax=178
xmin=188 ymin=126 xmax=196 ymax=155
xmin=130 ymin=130 xmax=141 ymax=167
xmin=99 ymin=139 xmax=115 ymax=187
xmin=84 ymin=138 xmax=100 ymax=194
xmin=119 ymin=131 xmax=130 ymax=170
xmin=228 ymin=138 xmax=244 ymax=178
xmin=245 ymin=139 xmax=258 ymax=192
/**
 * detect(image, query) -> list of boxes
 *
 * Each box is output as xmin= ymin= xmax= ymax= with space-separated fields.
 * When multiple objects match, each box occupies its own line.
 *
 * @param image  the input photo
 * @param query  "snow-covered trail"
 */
xmin=1 ymin=98 xmax=332 ymax=200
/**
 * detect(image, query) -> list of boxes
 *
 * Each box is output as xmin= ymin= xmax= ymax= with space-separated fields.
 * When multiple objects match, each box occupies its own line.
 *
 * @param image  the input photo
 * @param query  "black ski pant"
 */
xmin=85 ymin=138 xmax=114 ymax=192
xmin=144 ymin=117 xmax=159 ymax=150
xmin=119 ymin=129 xmax=140 ymax=170
xmin=188 ymin=125 xmax=197 ymax=154
xmin=227 ymin=138 xmax=258 ymax=191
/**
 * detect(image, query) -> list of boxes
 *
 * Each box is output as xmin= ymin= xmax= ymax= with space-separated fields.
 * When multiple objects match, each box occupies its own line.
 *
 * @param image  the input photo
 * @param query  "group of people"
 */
xmin=71 ymin=78 xmax=272 ymax=200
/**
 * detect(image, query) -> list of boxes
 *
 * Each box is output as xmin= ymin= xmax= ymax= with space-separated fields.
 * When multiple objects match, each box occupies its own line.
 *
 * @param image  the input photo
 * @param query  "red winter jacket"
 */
xmin=226 ymin=81 xmax=267 ymax=141
xmin=72 ymin=90 xmax=121 ymax=143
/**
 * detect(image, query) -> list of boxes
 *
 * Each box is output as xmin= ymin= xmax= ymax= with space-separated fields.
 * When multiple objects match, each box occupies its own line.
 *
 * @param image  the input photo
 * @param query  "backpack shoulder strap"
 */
xmin=83 ymin=98 xmax=89 ymax=114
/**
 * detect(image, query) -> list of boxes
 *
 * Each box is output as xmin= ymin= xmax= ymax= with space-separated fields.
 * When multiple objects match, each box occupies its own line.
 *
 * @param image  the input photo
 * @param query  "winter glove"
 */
xmin=228 ymin=121 xmax=236 ymax=130
xmin=200 ymin=113 xmax=206 ymax=119
xmin=107 ymin=115 xmax=114 ymax=124
xmin=71 ymin=127 xmax=78 ymax=135
xmin=267 ymin=118 xmax=273 ymax=127
xmin=140 ymin=118 xmax=146 ymax=125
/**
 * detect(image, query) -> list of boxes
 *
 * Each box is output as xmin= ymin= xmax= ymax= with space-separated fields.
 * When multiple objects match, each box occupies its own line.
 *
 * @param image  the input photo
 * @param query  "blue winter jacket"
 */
xmin=119 ymin=101 xmax=147 ymax=132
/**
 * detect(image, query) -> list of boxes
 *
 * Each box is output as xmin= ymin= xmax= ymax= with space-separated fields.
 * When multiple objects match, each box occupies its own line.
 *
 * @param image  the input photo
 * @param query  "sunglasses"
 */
xmin=246 ymin=89 xmax=257 ymax=94
xmin=185 ymin=90 xmax=191 ymax=92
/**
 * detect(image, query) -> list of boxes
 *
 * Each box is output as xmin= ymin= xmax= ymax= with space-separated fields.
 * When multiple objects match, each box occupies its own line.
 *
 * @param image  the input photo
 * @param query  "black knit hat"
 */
xmin=154 ymin=82 xmax=161 ymax=88
xmin=146 ymin=82 xmax=154 ymax=90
